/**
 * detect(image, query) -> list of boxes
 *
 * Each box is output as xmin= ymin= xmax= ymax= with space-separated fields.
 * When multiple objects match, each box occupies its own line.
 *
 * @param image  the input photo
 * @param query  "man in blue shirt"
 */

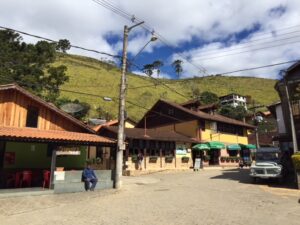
xmin=82 ymin=163 xmax=98 ymax=191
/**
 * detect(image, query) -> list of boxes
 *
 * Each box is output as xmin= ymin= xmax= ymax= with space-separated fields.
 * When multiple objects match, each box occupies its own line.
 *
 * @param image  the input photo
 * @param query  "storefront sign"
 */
xmin=57 ymin=150 xmax=81 ymax=155
xmin=194 ymin=158 xmax=201 ymax=170
xmin=57 ymin=146 xmax=81 ymax=155
xmin=54 ymin=171 xmax=65 ymax=181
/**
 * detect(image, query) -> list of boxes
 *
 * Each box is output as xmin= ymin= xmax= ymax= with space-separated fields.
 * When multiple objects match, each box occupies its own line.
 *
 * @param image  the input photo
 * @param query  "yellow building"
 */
xmin=135 ymin=99 xmax=255 ymax=167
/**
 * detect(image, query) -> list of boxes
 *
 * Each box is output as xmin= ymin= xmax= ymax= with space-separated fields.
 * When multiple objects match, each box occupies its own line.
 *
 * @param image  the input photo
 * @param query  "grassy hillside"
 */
xmin=56 ymin=54 xmax=279 ymax=122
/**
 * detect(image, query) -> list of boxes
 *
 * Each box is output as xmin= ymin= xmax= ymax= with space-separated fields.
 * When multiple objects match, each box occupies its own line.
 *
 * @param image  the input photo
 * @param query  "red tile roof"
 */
xmin=0 ymin=126 xmax=115 ymax=144
xmin=93 ymin=120 xmax=118 ymax=132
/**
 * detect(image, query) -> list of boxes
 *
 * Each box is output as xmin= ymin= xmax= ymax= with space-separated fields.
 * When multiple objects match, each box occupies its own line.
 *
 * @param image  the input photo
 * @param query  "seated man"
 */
xmin=82 ymin=163 xmax=98 ymax=191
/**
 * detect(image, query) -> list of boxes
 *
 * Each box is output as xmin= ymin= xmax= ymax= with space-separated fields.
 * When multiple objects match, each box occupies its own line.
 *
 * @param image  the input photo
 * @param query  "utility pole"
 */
xmin=284 ymin=78 xmax=298 ymax=153
xmin=115 ymin=22 xmax=144 ymax=189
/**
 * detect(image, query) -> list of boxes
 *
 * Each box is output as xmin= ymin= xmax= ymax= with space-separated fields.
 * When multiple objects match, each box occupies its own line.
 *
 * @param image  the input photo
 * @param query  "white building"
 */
xmin=219 ymin=93 xmax=247 ymax=110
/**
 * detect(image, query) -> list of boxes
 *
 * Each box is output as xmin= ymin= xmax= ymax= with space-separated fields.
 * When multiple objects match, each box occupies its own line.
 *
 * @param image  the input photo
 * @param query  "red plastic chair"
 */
xmin=20 ymin=171 xmax=32 ymax=187
xmin=43 ymin=170 xmax=51 ymax=189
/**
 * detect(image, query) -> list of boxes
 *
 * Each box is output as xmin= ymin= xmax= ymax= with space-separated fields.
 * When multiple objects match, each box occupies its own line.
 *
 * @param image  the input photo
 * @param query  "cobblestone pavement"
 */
xmin=1 ymin=169 xmax=299 ymax=225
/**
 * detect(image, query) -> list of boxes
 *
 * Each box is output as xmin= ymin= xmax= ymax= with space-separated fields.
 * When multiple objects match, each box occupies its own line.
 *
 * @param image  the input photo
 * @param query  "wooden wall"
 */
xmin=0 ymin=89 xmax=86 ymax=132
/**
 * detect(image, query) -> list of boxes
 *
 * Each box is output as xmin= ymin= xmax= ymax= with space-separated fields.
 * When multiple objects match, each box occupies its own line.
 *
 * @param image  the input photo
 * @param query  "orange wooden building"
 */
xmin=0 ymin=84 xmax=115 ymax=193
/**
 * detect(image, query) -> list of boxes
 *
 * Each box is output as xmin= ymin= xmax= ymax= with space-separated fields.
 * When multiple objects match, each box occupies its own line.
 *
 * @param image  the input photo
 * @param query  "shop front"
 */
xmin=97 ymin=126 xmax=198 ymax=175
xmin=0 ymin=127 xmax=115 ymax=195
xmin=192 ymin=142 xmax=256 ymax=167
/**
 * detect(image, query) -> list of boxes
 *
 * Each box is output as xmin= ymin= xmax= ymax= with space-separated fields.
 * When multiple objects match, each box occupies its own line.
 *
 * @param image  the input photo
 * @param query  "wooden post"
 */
xmin=49 ymin=146 xmax=57 ymax=189
xmin=174 ymin=149 xmax=177 ymax=168
xmin=160 ymin=149 xmax=162 ymax=168
xmin=144 ymin=148 xmax=147 ymax=170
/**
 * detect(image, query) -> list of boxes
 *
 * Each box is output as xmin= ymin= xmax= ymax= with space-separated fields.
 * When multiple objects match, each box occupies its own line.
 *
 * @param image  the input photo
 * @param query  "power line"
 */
xmin=191 ymin=28 xmax=300 ymax=56
xmin=0 ymin=25 xmax=120 ymax=59
xmin=91 ymin=0 xmax=209 ymax=76
xmin=129 ymin=63 xmax=191 ymax=99
xmin=192 ymin=39 xmax=300 ymax=61
xmin=220 ymin=60 xmax=299 ymax=75
xmin=0 ymin=25 xmax=190 ymax=99
xmin=127 ymin=59 xmax=299 ymax=89
xmin=60 ymin=88 xmax=184 ymax=122
xmin=192 ymin=31 xmax=300 ymax=58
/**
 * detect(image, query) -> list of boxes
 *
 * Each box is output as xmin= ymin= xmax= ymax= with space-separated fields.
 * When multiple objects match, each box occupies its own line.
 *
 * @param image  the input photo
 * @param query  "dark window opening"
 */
xmin=217 ymin=122 xmax=243 ymax=136
xmin=96 ymin=146 xmax=103 ymax=159
xmin=26 ymin=106 xmax=39 ymax=128
xmin=228 ymin=150 xmax=238 ymax=157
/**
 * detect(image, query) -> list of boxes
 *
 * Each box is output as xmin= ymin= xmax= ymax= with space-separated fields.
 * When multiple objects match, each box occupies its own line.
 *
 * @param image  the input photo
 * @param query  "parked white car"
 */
xmin=250 ymin=147 xmax=283 ymax=182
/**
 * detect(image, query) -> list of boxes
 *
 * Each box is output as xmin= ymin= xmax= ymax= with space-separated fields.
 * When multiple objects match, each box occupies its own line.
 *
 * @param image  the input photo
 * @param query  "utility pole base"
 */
xmin=114 ymin=180 xmax=123 ymax=189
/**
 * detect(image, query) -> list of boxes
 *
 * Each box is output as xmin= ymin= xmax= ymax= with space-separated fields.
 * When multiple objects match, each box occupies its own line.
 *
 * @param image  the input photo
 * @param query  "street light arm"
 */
xmin=128 ymin=21 xmax=145 ymax=31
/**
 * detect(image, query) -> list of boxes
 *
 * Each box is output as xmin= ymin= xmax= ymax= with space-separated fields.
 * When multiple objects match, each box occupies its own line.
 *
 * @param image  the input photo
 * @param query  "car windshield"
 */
xmin=256 ymin=152 xmax=279 ymax=161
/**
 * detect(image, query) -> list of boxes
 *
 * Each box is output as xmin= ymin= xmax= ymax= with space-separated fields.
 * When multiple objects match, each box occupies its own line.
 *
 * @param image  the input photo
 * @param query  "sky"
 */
xmin=1 ymin=0 xmax=300 ymax=79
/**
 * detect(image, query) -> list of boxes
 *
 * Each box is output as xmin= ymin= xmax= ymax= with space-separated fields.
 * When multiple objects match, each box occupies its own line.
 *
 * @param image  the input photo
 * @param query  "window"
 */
xmin=228 ymin=150 xmax=238 ymax=157
xmin=96 ymin=146 xmax=103 ymax=159
xmin=168 ymin=108 xmax=174 ymax=115
xmin=26 ymin=106 xmax=39 ymax=128
xmin=217 ymin=122 xmax=244 ymax=136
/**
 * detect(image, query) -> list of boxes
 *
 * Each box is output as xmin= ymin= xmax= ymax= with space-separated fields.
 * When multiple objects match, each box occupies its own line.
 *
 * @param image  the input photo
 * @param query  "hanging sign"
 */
xmin=57 ymin=146 xmax=81 ymax=155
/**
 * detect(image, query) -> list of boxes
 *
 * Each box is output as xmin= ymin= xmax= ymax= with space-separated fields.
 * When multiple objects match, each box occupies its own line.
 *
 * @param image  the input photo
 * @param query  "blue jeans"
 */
xmin=84 ymin=178 xmax=98 ymax=191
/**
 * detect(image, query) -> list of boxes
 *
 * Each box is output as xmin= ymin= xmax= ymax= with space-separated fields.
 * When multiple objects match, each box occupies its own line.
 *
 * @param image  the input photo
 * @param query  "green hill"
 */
xmin=56 ymin=54 xmax=279 ymax=121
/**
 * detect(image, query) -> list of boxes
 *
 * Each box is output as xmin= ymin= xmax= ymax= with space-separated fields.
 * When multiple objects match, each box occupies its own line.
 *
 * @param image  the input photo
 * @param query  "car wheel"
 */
xmin=252 ymin=177 xmax=258 ymax=184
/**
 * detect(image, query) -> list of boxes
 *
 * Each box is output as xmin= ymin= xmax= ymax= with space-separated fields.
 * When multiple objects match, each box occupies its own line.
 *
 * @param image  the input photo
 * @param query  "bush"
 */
xmin=292 ymin=152 xmax=300 ymax=171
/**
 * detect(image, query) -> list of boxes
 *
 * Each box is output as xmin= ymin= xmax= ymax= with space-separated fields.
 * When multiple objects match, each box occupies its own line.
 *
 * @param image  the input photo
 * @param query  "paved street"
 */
xmin=0 ymin=169 xmax=299 ymax=225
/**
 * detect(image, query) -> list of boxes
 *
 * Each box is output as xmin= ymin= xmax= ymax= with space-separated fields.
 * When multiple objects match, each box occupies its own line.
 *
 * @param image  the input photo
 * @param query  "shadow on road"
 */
xmin=210 ymin=168 xmax=298 ymax=190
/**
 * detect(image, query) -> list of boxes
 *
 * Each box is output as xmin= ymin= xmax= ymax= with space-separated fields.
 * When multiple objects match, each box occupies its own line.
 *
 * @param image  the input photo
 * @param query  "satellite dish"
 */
xmin=60 ymin=103 xmax=84 ymax=114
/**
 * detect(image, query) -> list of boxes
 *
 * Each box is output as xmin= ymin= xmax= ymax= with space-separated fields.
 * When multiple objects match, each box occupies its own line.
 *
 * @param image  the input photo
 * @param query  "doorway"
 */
xmin=209 ymin=149 xmax=220 ymax=165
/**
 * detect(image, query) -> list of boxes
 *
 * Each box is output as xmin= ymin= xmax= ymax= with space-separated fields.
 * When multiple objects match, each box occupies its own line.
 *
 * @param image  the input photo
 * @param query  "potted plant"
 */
xmin=165 ymin=155 xmax=174 ymax=163
xmin=235 ymin=157 xmax=240 ymax=163
xmin=220 ymin=157 xmax=225 ymax=163
xmin=230 ymin=157 xmax=235 ymax=163
xmin=225 ymin=157 xmax=230 ymax=163
xmin=181 ymin=156 xmax=189 ymax=163
xmin=291 ymin=152 xmax=300 ymax=189
xmin=149 ymin=156 xmax=158 ymax=163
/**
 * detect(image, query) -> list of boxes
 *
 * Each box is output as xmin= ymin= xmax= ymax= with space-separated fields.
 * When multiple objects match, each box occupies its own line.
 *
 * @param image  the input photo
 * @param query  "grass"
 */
xmin=56 ymin=54 xmax=279 ymax=122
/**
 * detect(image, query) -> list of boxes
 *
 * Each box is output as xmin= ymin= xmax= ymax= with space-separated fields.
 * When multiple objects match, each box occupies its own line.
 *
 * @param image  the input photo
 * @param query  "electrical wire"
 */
xmin=189 ymin=29 xmax=300 ymax=56
xmin=191 ymin=32 xmax=300 ymax=58
xmin=0 ymin=25 xmax=120 ymax=59
xmin=192 ymin=39 xmax=300 ymax=61
xmin=91 ymin=0 xmax=209 ymax=75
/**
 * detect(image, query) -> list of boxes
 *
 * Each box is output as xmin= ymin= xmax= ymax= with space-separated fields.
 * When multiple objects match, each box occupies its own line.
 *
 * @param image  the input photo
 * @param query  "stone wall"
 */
xmin=53 ymin=170 xmax=113 ymax=193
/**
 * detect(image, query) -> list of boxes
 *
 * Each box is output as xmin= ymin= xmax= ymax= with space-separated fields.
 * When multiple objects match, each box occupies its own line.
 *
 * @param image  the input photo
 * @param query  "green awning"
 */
xmin=227 ymin=144 xmax=241 ymax=151
xmin=192 ymin=143 xmax=210 ymax=151
xmin=206 ymin=141 xmax=225 ymax=149
xmin=239 ymin=144 xmax=256 ymax=150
